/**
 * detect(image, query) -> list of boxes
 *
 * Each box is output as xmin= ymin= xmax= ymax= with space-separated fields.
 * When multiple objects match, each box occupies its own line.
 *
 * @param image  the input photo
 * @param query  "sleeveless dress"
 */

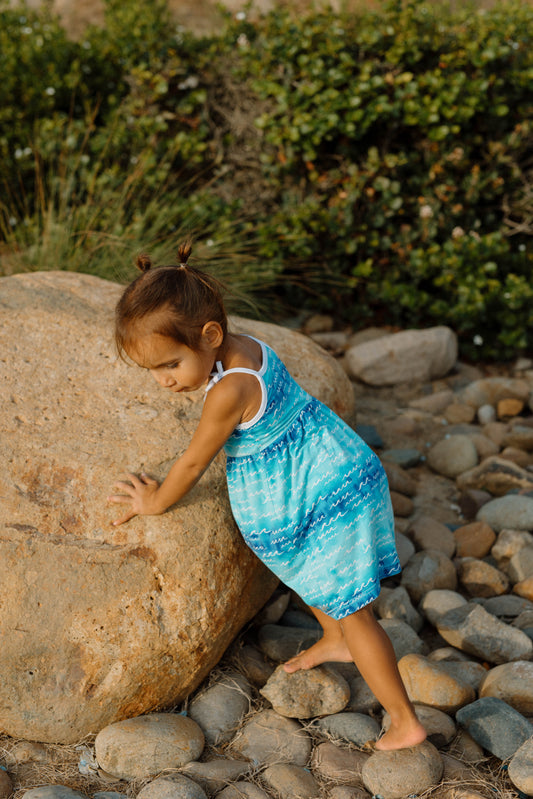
xmin=205 ymin=337 xmax=401 ymax=620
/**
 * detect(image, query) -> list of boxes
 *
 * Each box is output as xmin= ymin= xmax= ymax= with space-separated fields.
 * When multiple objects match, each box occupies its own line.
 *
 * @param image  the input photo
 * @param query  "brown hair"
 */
xmin=115 ymin=243 xmax=228 ymax=359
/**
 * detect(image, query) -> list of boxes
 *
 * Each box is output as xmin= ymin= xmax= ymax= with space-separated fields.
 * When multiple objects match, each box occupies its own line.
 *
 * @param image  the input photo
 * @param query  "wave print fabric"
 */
xmin=221 ymin=339 xmax=400 ymax=620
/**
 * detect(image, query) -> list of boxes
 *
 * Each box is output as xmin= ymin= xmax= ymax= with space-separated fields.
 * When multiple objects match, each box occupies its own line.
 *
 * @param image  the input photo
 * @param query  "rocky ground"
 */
xmin=1 ymin=315 xmax=533 ymax=799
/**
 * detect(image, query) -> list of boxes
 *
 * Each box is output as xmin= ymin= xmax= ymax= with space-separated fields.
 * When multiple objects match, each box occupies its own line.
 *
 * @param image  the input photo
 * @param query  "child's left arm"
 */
xmin=107 ymin=376 xmax=248 ymax=526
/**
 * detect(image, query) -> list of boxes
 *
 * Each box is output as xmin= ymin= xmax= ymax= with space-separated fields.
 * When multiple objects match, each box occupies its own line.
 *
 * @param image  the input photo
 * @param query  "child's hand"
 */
xmin=107 ymin=473 xmax=162 ymax=526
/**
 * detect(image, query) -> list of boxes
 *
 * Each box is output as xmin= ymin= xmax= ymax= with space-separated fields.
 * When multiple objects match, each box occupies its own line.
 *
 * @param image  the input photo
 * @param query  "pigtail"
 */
xmin=177 ymin=242 xmax=192 ymax=268
xmin=136 ymin=253 xmax=152 ymax=273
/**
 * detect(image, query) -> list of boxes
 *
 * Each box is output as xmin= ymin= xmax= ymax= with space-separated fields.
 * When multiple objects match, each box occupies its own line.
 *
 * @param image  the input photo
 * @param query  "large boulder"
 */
xmin=0 ymin=271 xmax=354 ymax=744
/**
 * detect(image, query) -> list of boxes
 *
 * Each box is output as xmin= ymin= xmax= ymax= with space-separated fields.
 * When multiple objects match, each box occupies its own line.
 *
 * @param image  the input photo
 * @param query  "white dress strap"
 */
xmin=204 ymin=339 xmax=268 ymax=430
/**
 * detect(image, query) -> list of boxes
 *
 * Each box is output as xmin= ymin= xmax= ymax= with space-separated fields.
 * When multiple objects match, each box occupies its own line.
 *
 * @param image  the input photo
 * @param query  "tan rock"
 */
xmin=409 ymin=389 xmax=454 ymax=414
xmin=456 ymin=558 xmax=509 ymax=597
xmin=311 ymin=741 xmax=368 ymax=786
xmin=482 ymin=421 xmax=510 ymax=447
xmin=468 ymin=433 xmax=499 ymax=460
xmin=409 ymin=515 xmax=455 ymax=557
xmin=479 ymin=661 xmax=533 ymax=715
xmin=0 ymin=272 xmax=352 ymax=743
xmin=398 ymin=654 xmax=475 ymax=714
xmin=390 ymin=491 xmax=414 ymax=517
xmin=456 ymin=456 xmax=533 ymax=496
xmin=514 ymin=577 xmax=533 ymax=601
xmin=453 ymin=521 xmax=496 ymax=559
xmin=500 ymin=446 xmax=532 ymax=467
xmin=497 ymin=397 xmax=525 ymax=418
xmin=461 ymin=377 xmax=531 ymax=409
xmin=444 ymin=403 xmax=476 ymax=424
xmin=503 ymin=425 xmax=533 ymax=452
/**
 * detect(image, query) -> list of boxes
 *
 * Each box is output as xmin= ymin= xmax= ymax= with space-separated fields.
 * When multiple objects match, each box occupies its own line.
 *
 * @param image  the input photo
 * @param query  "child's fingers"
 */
xmin=107 ymin=493 xmax=133 ymax=504
xmin=112 ymin=509 xmax=137 ymax=526
xmin=140 ymin=473 xmax=159 ymax=485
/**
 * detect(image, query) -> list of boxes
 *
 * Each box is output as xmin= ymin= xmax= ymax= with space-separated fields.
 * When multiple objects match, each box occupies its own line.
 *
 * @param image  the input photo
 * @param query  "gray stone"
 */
xmin=188 ymin=672 xmax=252 ymax=745
xmin=361 ymin=740 xmax=443 ymax=799
xmin=230 ymin=709 xmax=311 ymax=766
xmin=456 ymin=697 xmax=533 ymax=760
xmin=507 ymin=546 xmax=533 ymax=583
xmin=427 ymin=435 xmax=478 ymax=479
xmin=181 ymin=760 xmax=250 ymax=793
xmin=383 ymin=704 xmax=456 ymax=749
xmin=378 ymin=619 xmax=425 ymax=659
xmin=478 ymin=594 xmax=533 ymax=618
xmin=311 ymin=741 xmax=368 ymax=786
xmin=479 ymin=661 xmax=533 ymax=715
xmin=394 ymin=531 xmax=415 ymax=567
xmin=260 ymin=665 xmax=350 ymax=718
xmin=343 ymin=674 xmax=381 ymax=714
xmin=345 ymin=326 xmax=457 ymax=386
xmin=255 ymin=591 xmax=291 ymax=625
xmin=23 ymin=790 xmax=86 ymax=799
xmin=477 ymin=495 xmax=533 ymax=532
xmin=398 ymin=654 xmax=475 ymax=714
xmin=137 ymin=776 xmax=207 ymax=799
xmin=401 ymin=549 xmax=457 ymax=603
xmin=419 ymin=589 xmax=467 ymax=626
xmin=232 ymin=645 xmax=275 ymax=687
xmin=261 ymin=764 xmax=320 ymax=799
xmin=513 ymin=610 xmax=533 ymax=640
xmin=280 ymin=610 xmax=321 ymax=630
xmin=408 ymin=516 xmax=456 ymax=557
xmin=313 ymin=712 xmax=380 ymax=746
xmin=355 ymin=425 xmax=383 ymax=449
xmin=216 ymin=784 xmax=270 ymax=799
xmin=94 ymin=714 xmax=204 ymax=780
xmin=257 ymin=625 xmax=321 ymax=662
xmin=437 ymin=602 xmax=533 ymax=664
xmin=508 ymin=736 xmax=533 ymax=796
xmin=428 ymin=647 xmax=472 ymax=662
xmin=375 ymin=586 xmax=423 ymax=632
xmin=382 ymin=449 xmax=422 ymax=468
xmin=435 ymin=660 xmax=488 ymax=692
xmin=327 ymin=788 xmax=368 ymax=799
xmin=456 ymin=557 xmax=509 ymax=597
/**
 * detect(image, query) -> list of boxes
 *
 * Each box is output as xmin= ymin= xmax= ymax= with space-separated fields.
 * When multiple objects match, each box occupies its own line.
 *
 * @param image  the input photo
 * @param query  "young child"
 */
xmin=108 ymin=243 xmax=426 ymax=751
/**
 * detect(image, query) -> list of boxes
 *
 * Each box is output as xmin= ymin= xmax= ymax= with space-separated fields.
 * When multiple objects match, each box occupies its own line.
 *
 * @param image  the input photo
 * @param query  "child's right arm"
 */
xmin=108 ymin=374 xmax=250 ymax=525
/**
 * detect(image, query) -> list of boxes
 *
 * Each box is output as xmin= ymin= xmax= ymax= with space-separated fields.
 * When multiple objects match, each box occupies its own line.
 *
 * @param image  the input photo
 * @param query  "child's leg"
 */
xmin=340 ymin=605 xmax=426 ymax=750
xmin=283 ymin=606 xmax=352 ymax=672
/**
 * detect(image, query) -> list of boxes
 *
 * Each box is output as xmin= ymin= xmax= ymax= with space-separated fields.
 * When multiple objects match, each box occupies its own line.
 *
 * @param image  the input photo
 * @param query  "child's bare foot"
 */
xmin=283 ymin=635 xmax=353 ymax=672
xmin=374 ymin=719 xmax=427 ymax=751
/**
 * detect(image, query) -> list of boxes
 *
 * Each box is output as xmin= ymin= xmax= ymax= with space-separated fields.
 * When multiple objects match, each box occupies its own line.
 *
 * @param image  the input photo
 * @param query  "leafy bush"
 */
xmin=1 ymin=0 xmax=532 ymax=359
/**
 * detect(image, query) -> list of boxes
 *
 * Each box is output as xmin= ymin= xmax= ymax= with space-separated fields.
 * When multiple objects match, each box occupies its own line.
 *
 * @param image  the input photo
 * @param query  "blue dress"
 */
xmin=206 ymin=337 xmax=400 ymax=620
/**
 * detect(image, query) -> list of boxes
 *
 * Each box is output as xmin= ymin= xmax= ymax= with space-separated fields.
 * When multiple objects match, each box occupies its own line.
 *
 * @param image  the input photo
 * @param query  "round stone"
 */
xmin=137 ymin=776 xmax=207 ymax=799
xmin=361 ymin=740 xmax=443 ymax=799
xmin=401 ymin=550 xmax=457 ymax=603
xmin=456 ymin=697 xmax=533 ymax=760
xmin=260 ymin=665 xmax=349 ymax=718
xmin=479 ymin=661 xmax=533 ymax=715
xmin=313 ymin=712 xmax=380 ymax=746
xmin=188 ymin=672 xmax=252 ymax=745
xmin=230 ymin=709 xmax=311 ymax=766
xmin=427 ymin=435 xmax=478 ymax=478
xmin=398 ymin=654 xmax=475 ymax=714
xmin=94 ymin=714 xmax=204 ymax=780
xmin=23 ymin=789 xmax=86 ymax=799
xmin=508 ymin=736 xmax=533 ymax=796
xmin=453 ymin=521 xmax=496 ymax=558
xmin=383 ymin=705 xmax=456 ymax=749
xmin=478 ymin=496 xmax=533 ymax=532
xmin=261 ymin=764 xmax=320 ymax=799
xmin=216 ymin=783 xmax=270 ymax=799
xmin=181 ymin=759 xmax=250 ymax=793
xmin=311 ymin=741 xmax=368 ymax=786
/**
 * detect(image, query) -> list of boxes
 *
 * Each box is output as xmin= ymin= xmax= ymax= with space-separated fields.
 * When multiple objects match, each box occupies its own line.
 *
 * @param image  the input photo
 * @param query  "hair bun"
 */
xmin=176 ymin=242 xmax=192 ymax=266
xmin=136 ymin=253 xmax=152 ymax=273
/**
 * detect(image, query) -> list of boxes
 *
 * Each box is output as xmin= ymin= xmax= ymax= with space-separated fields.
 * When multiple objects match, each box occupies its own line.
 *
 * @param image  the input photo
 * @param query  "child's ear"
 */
xmin=201 ymin=321 xmax=224 ymax=349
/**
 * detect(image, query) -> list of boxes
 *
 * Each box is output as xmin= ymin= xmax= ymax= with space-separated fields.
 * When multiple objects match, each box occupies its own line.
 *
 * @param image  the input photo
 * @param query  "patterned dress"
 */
xmin=205 ymin=337 xmax=400 ymax=620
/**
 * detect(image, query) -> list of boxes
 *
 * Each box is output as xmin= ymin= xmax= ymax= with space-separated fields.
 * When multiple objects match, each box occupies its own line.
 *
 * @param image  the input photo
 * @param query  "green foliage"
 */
xmin=1 ymin=0 xmax=532 ymax=359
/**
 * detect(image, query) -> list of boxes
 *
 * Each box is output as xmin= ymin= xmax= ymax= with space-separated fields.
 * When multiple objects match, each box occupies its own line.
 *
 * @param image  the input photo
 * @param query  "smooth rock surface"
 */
xmin=477 ymin=495 xmax=533 ymax=532
xmin=94 ymin=714 xmax=204 ymax=780
xmin=361 ymin=741 xmax=443 ymax=799
xmin=383 ymin=705 xmax=456 ymax=748
xmin=456 ymin=697 xmax=533 ymax=760
xmin=230 ymin=709 xmax=311 ymax=766
xmin=345 ymin=326 xmax=457 ymax=386
xmin=420 ymin=590 xmax=467 ymax=626
xmin=508 ymin=736 xmax=533 ymax=796
xmin=408 ymin=516 xmax=456 ymax=557
xmin=181 ymin=759 xmax=250 ymax=793
xmin=375 ymin=586 xmax=423 ymax=631
xmin=257 ymin=625 xmax=321 ymax=662
xmin=313 ymin=712 xmax=380 ymax=746
xmin=188 ymin=672 xmax=252 ymax=745
xmin=261 ymin=764 xmax=320 ymax=799
xmin=216 ymin=784 xmax=269 ymax=799
xmin=479 ymin=661 xmax=533 ymax=714
xmin=311 ymin=742 xmax=368 ymax=786
xmin=260 ymin=665 xmax=350 ymax=718
xmin=456 ymin=558 xmax=509 ymax=597
xmin=401 ymin=550 xmax=457 ymax=602
xmin=398 ymin=654 xmax=475 ymax=713
xmin=427 ymin=435 xmax=478 ymax=479
xmin=22 ymin=789 xmax=86 ymax=799
xmin=137 ymin=776 xmax=207 ymax=799
xmin=453 ymin=521 xmax=496 ymax=559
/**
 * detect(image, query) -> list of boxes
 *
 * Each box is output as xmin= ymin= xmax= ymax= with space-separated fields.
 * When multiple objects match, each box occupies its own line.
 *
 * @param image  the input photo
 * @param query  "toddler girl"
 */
xmin=108 ymin=243 xmax=426 ymax=751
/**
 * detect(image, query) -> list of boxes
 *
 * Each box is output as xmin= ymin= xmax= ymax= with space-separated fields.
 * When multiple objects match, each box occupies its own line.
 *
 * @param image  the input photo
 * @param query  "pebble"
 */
xmin=383 ymin=704 xmax=456 ymax=748
xmin=479 ymin=593 xmax=533 ymax=618
xmin=303 ymin=313 xmax=334 ymax=335
xmin=257 ymin=624 xmax=320 ymax=662
xmin=382 ymin=461 xmax=417 ymax=495
xmin=482 ymin=420 xmax=510 ymax=446
xmin=261 ymin=764 xmax=320 ymax=799
xmin=313 ymin=712 xmax=381 ymax=746
xmin=419 ymin=589 xmax=467 ymax=626
xmin=444 ymin=402 xmax=476 ymax=424
xmin=394 ymin=531 xmax=415 ymax=567
xmin=188 ymin=672 xmax=252 ymax=745
xmin=507 ymin=545 xmax=533 ymax=583
xmin=508 ymin=736 xmax=533 ymax=796
xmin=514 ymin=576 xmax=533 ymax=600
xmin=497 ymin=397 xmax=525 ymax=418
xmin=456 ymin=557 xmax=509 ymax=597
xmin=137 ymin=776 xmax=207 ymax=799
xmin=440 ymin=753 xmax=475 ymax=781
xmin=408 ymin=515 xmax=456 ymax=557
xmin=216 ymin=784 xmax=269 ymax=799
xmin=409 ymin=389 xmax=454 ymax=414
xmin=504 ymin=424 xmax=533 ymax=451
xmin=361 ymin=740 xmax=443 ymax=799
xmin=457 ymin=455 xmax=533 ymax=495
xmin=453 ymin=521 xmax=495 ymax=558
xmin=468 ymin=432 xmax=499 ymax=459
xmin=477 ymin=404 xmax=496 ymax=425
xmin=448 ymin=730 xmax=485 ymax=763
xmin=461 ymin=377 xmax=531 ymax=409
xmin=311 ymin=741 xmax=368 ymax=786
xmin=398 ymin=654 xmax=475 ymax=714
xmin=260 ymin=665 xmax=350 ymax=718
xmin=437 ymin=602 xmax=533 ymax=664
xmin=501 ymin=445 xmax=532 ymax=467
xmin=434 ymin=660 xmax=488 ymax=692
xmin=280 ymin=609 xmax=321 ymax=630
xmin=479 ymin=661 xmax=533 ymax=715
xmin=22 ymin=790 xmax=86 ymax=799
xmin=382 ymin=448 xmax=422 ymax=468
xmin=427 ymin=435 xmax=478 ymax=478
xmin=10 ymin=741 xmax=51 ymax=764
xmin=456 ymin=697 xmax=533 ymax=760
xmin=230 ymin=709 xmax=311 ymax=766
xmin=181 ymin=759 xmax=250 ymax=793
xmin=390 ymin=490 xmax=414 ymax=517
xmin=492 ymin=527 xmax=533 ymax=566
xmin=457 ymin=488 xmax=492 ymax=519
xmin=375 ymin=585 xmax=423 ymax=631
xmin=342 ymin=673 xmax=381 ymax=714
xmin=255 ymin=591 xmax=291 ymax=625
xmin=327 ymin=788 xmax=368 ymax=799
xmin=233 ymin=645 xmax=275 ymax=687
xmin=477 ymin=495 xmax=533 ymax=532
xmin=0 ymin=772 xmax=12 ymax=799
xmin=94 ymin=714 xmax=205 ymax=780
xmin=401 ymin=549 xmax=457 ymax=602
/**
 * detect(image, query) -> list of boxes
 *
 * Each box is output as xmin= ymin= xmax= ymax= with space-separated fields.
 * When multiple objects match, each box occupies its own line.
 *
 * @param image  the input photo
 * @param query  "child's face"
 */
xmin=128 ymin=331 xmax=217 ymax=393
